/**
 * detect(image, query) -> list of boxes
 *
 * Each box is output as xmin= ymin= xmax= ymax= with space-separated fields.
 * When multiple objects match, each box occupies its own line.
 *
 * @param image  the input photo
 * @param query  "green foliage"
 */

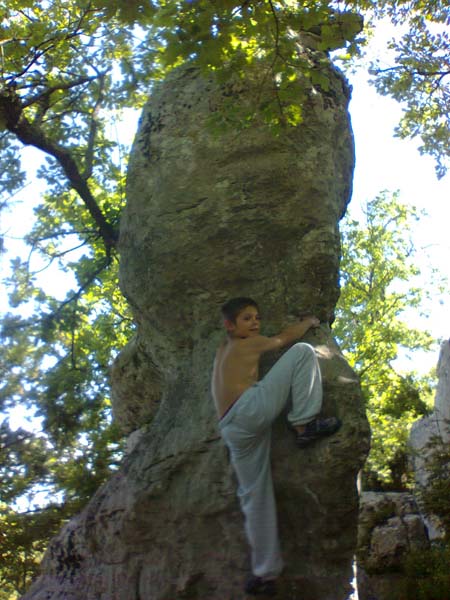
xmin=368 ymin=0 xmax=450 ymax=178
xmin=0 ymin=424 xmax=50 ymax=505
xmin=0 ymin=182 xmax=132 ymax=594
xmin=0 ymin=1 xmax=448 ymax=596
xmin=0 ymin=501 xmax=65 ymax=600
xmin=0 ymin=255 xmax=130 ymax=595
xmin=334 ymin=191 xmax=440 ymax=488
xmin=418 ymin=429 xmax=450 ymax=539
xmin=0 ymin=0 xmax=365 ymax=174
xmin=402 ymin=543 xmax=450 ymax=600
xmin=0 ymin=0 xmax=150 ymax=253
xmin=0 ymin=4 xmax=140 ymax=595
xmin=400 ymin=426 xmax=450 ymax=600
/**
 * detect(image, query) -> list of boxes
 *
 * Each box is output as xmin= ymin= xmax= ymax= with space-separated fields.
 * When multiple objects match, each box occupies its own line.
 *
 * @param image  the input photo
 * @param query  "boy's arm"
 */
xmin=252 ymin=315 xmax=320 ymax=354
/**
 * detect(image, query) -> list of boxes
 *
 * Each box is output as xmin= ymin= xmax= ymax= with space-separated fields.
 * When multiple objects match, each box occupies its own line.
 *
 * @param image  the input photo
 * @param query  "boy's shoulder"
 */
xmin=215 ymin=335 xmax=258 ymax=353
xmin=233 ymin=335 xmax=278 ymax=354
xmin=215 ymin=334 xmax=276 ymax=353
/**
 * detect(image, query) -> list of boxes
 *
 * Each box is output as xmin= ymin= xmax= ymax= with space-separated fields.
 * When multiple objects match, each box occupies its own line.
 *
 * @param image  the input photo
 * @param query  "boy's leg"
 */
xmin=255 ymin=342 xmax=323 ymax=428
xmin=236 ymin=432 xmax=283 ymax=579
xmin=220 ymin=404 xmax=284 ymax=580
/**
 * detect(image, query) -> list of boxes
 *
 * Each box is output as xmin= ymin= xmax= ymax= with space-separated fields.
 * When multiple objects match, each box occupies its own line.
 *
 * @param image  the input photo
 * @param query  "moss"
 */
xmin=402 ymin=544 xmax=450 ymax=600
xmin=418 ymin=431 xmax=450 ymax=539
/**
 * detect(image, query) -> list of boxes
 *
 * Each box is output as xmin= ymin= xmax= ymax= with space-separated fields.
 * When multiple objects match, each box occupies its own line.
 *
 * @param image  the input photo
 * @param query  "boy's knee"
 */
xmin=292 ymin=342 xmax=318 ymax=366
xmin=292 ymin=342 xmax=315 ymax=356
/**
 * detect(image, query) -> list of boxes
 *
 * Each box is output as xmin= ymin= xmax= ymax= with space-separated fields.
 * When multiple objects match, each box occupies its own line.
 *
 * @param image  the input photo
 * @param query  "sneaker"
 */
xmin=292 ymin=416 xmax=342 ymax=448
xmin=244 ymin=575 xmax=277 ymax=596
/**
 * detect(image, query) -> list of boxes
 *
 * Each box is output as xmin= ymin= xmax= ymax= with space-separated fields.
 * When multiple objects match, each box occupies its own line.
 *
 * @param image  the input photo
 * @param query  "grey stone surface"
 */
xmin=357 ymin=492 xmax=429 ymax=600
xmin=409 ymin=339 xmax=450 ymax=540
xmin=355 ymin=344 xmax=450 ymax=600
xmin=23 ymin=49 xmax=369 ymax=600
xmin=110 ymin=335 xmax=163 ymax=434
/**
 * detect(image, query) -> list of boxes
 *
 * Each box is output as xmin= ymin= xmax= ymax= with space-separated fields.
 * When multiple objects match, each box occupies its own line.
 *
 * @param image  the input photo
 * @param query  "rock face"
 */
xmin=23 ymin=50 xmax=370 ymax=600
xmin=356 ymin=492 xmax=429 ymax=600
xmin=356 ymin=342 xmax=450 ymax=600
xmin=409 ymin=339 xmax=450 ymax=540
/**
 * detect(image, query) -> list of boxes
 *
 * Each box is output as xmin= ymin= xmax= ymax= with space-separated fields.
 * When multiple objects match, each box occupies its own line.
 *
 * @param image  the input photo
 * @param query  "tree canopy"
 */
xmin=0 ymin=1 xmax=449 ymax=597
xmin=368 ymin=0 xmax=450 ymax=179
xmin=333 ymin=192 xmax=442 ymax=488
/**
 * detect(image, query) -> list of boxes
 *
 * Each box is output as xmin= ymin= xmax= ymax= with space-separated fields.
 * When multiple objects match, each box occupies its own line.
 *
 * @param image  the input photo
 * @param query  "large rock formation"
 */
xmin=23 ymin=47 xmax=370 ymax=600
xmin=355 ymin=342 xmax=450 ymax=600
xmin=409 ymin=339 xmax=450 ymax=540
xmin=356 ymin=492 xmax=430 ymax=600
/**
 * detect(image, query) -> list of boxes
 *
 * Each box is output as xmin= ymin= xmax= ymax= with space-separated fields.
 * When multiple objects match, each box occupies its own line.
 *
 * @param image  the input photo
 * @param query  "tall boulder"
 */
xmin=356 ymin=341 xmax=450 ymax=600
xmin=23 ymin=49 xmax=369 ymax=600
xmin=409 ymin=339 xmax=450 ymax=540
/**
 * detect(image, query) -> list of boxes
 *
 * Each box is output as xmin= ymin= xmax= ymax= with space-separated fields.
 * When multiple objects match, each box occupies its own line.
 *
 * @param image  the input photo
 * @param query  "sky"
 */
xmin=1 ymin=23 xmax=449 ymax=429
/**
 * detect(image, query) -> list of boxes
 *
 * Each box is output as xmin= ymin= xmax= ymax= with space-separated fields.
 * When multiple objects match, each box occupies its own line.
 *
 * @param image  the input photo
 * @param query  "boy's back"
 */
xmin=212 ymin=337 xmax=265 ymax=418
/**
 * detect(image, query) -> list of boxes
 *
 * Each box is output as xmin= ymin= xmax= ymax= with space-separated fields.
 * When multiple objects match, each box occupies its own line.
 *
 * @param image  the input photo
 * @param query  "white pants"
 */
xmin=219 ymin=343 xmax=323 ymax=578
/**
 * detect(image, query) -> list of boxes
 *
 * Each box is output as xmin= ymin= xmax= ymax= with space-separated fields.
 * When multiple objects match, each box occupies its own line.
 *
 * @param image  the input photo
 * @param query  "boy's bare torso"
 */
xmin=211 ymin=337 xmax=264 ymax=418
xmin=211 ymin=306 xmax=319 ymax=419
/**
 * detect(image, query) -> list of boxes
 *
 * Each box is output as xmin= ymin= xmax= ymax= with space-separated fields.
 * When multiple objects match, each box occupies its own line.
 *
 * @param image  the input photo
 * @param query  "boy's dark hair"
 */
xmin=221 ymin=297 xmax=259 ymax=323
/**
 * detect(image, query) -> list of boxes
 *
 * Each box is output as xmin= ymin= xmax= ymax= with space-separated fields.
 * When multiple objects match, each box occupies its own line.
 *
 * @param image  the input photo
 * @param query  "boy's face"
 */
xmin=225 ymin=305 xmax=261 ymax=338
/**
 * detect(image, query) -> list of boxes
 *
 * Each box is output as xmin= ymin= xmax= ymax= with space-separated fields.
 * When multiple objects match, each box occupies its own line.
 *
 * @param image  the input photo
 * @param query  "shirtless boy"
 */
xmin=211 ymin=297 xmax=341 ymax=596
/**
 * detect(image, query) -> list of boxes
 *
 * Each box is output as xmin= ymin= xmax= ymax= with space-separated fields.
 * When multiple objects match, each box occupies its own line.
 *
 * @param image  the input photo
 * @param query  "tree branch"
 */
xmin=0 ymin=88 xmax=118 ymax=255
xmin=372 ymin=65 xmax=450 ymax=78
xmin=27 ymin=240 xmax=91 ymax=275
xmin=44 ymin=256 xmax=113 ymax=323
xmin=22 ymin=75 xmax=97 ymax=111
xmin=83 ymin=70 xmax=106 ymax=180
xmin=27 ymin=228 xmax=99 ymax=243
xmin=0 ymin=430 xmax=37 ymax=451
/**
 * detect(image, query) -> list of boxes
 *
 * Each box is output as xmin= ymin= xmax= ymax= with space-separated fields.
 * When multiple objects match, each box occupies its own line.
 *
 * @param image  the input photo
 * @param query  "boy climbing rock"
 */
xmin=211 ymin=297 xmax=341 ymax=596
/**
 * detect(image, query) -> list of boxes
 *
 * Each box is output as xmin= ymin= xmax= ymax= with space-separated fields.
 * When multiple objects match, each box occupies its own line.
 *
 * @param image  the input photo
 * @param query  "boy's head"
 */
xmin=221 ymin=297 xmax=259 ymax=324
xmin=221 ymin=297 xmax=261 ymax=338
